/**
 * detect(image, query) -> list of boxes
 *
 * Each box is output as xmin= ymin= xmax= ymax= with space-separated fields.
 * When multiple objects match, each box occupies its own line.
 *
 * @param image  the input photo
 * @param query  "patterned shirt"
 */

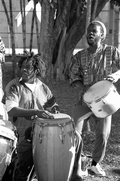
xmin=4 ymin=78 xmax=58 ymax=143
xmin=69 ymin=44 xmax=120 ymax=100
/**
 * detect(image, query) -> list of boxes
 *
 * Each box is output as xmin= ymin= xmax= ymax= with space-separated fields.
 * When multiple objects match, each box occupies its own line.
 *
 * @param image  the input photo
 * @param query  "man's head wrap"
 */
xmin=88 ymin=20 xmax=107 ymax=41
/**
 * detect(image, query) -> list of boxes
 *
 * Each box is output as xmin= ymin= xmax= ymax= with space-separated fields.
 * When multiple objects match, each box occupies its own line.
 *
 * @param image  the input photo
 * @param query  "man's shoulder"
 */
xmin=75 ymin=48 xmax=86 ymax=54
xmin=73 ymin=48 xmax=87 ymax=59
xmin=105 ymin=44 xmax=118 ymax=50
xmin=36 ymin=78 xmax=44 ymax=86
xmin=36 ymin=78 xmax=49 ymax=89
xmin=5 ymin=78 xmax=20 ymax=89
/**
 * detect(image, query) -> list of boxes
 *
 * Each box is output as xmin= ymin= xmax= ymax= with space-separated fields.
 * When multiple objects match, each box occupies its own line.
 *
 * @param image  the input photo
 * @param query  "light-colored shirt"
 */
xmin=5 ymin=77 xmax=58 ymax=143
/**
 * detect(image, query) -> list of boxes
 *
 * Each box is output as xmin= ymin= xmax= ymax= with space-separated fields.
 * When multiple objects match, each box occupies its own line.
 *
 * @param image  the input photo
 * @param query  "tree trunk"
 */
xmin=9 ymin=0 xmax=16 ymax=78
xmin=91 ymin=0 xmax=99 ymax=21
xmin=20 ymin=0 xmax=26 ymax=52
xmin=2 ymin=0 xmax=16 ymax=78
xmin=85 ymin=0 xmax=92 ymax=34
xmin=39 ymin=0 xmax=56 ymax=82
xmin=55 ymin=28 xmax=67 ymax=80
xmin=34 ymin=0 xmax=40 ymax=54
xmin=30 ymin=4 xmax=35 ymax=53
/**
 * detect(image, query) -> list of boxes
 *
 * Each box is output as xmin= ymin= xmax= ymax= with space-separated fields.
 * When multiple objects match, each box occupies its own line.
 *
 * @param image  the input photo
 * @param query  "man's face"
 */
xmin=20 ymin=59 xmax=35 ymax=82
xmin=86 ymin=24 xmax=103 ymax=46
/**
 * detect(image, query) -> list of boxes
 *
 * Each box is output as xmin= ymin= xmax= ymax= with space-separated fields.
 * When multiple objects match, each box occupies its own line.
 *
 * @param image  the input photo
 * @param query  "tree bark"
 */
xmin=9 ymin=0 xmax=16 ymax=77
xmin=20 ymin=0 xmax=26 ymax=52
xmin=30 ymin=3 xmax=35 ymax=53
xmin=34 ymin=0 xmax=40 ymax=54
xmin=39 ymin=0 xmax=56 ymax=81
xmin=91 ymin=0 xmax=99 ymax=21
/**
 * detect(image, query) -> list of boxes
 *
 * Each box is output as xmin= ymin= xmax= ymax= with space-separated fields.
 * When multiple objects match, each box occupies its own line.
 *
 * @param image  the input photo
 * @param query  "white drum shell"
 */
xmin=83 ymin=81 xmax=120 ymax=118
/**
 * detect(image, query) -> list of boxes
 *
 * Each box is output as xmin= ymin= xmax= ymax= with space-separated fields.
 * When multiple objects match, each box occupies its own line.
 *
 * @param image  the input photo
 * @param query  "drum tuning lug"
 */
xmin=102 ymin=100 xmax=106 ymax=104
xmin=59 ymin=134 xmax=65 ymax=144
xmin=5 ymin=153 xmax=12 ymax=166
xmin=58 ymin=124 xmax=66 ymax=143
xmin=39 ymin=133 xmax=44 ymax=143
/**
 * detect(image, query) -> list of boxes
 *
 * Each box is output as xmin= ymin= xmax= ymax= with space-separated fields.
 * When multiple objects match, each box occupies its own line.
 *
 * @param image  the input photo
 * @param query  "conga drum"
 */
xmin=83 ymin=80 xmax=120 ymax=118
xmin=0 ymin=119 xmax=17 ymax=181
xmin=32 ymin=113 xmax=76 ymax=181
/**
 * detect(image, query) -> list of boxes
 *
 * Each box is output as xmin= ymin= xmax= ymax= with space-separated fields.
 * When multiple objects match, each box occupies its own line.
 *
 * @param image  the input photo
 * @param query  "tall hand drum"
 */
xmin=32 ymin=113 xmax=76 ymax=181
xmin=0 ymin=119 xmax=17 ymax=181
xmin=83 ymin=80 xmax=120 ymax=118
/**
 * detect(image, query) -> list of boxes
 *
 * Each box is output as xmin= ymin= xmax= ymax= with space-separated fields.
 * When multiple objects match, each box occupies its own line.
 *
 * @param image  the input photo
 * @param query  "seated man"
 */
xmin=4 ymin=52 xmax=59 ymax=181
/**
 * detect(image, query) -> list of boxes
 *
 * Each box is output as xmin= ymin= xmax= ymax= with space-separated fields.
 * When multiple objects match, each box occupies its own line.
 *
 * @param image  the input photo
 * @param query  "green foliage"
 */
xmin=110 ymin=0 xmax=120 ymax=7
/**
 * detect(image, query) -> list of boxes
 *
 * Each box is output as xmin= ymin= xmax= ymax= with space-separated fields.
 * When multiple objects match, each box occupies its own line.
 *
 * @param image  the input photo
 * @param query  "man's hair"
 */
xmin=18 ymin=51 xmax=46 ymax=77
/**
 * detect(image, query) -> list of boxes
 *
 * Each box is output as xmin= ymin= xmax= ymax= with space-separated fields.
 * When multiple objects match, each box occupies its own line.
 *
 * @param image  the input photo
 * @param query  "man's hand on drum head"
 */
xmin=36 ymin=110 xmax=54 ymax=119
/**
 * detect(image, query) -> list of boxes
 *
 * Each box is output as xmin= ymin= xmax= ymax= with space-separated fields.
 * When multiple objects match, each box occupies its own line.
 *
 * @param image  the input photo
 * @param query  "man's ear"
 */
xmin=100 ymin=32 xmax=104 ymax=40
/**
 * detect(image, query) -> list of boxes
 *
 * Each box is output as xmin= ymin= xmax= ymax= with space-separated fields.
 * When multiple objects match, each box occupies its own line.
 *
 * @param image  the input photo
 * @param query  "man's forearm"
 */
xmin=8 ymin=107 xmax=38 ymax=117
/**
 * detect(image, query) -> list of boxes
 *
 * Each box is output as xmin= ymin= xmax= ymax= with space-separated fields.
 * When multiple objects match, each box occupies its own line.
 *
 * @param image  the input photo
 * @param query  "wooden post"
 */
xmin=114 ymin=7 xmax=120 ymax=49
xmin=108 ymin=3 xmax=115 ymax=45
xmin=118 ymin=11 xmax=120 ymax=50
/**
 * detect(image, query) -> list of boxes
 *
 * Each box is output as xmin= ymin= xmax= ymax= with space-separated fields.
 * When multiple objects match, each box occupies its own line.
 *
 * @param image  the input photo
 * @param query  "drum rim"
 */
xmin=0 ymin=126 xmax=15 ymax=140
xmin=83 ymin=82 xmax=115 ymax=104
xmin=34 ymin=117 xmax=72 ymax=125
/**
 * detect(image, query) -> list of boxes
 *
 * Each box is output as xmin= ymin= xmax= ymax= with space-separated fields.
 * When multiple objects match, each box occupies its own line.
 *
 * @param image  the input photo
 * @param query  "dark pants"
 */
xmin=13 ymin=141 xmax=33 ymax=181
xmin=72 ymin=103 xmax=111 ymax=163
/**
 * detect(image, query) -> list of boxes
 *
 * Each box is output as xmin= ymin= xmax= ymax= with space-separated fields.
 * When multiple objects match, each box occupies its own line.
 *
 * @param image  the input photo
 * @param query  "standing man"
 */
xmin=69 ymin=20 xmax=120 ymax=177
xmin=4 ymin=52 xmax=59 ymax=181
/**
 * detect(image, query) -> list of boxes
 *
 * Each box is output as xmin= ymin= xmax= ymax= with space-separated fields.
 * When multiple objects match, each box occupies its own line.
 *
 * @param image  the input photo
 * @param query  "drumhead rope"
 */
xmin=33 ymin=118 xmax=75 ymax=144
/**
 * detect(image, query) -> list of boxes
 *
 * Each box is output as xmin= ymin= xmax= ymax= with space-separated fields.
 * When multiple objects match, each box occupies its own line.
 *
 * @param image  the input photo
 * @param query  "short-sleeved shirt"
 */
xmin=5 ymin=77 xmax=57 ymax=143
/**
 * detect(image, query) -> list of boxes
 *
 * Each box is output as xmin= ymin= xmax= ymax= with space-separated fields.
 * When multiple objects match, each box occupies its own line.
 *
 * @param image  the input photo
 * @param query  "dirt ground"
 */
xmin=2 ymin=62 xmax=120 ymax=181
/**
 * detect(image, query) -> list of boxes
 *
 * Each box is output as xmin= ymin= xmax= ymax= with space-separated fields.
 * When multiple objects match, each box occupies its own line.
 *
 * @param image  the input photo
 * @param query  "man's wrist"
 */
xmin=34 ymin=109 xmax=39 ymax=116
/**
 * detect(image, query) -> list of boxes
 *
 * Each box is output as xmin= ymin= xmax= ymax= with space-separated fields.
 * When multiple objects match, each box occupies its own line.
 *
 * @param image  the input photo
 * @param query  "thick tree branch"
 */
xmin=65 ymin=0 xmax=109 ymax=51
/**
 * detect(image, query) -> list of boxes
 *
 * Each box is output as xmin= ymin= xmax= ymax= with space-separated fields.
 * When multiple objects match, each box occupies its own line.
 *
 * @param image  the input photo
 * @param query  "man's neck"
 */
xmin=88 ymin=42 xmax=102 ymax=54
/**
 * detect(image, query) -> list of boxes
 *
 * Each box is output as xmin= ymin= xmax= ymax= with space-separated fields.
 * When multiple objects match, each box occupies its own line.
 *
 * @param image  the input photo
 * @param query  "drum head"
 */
xmin=83 ymin=80 xmax=113 ymax=103
xmin=35 ymin=113 xmax=71 ymax=125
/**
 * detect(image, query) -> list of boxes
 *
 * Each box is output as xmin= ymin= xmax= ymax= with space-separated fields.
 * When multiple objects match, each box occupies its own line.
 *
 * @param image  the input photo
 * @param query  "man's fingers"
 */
xmin=104 ymin=77 xmax=115 ymax=83
xmin=42 ymin=112 xmax=54 ymax=119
